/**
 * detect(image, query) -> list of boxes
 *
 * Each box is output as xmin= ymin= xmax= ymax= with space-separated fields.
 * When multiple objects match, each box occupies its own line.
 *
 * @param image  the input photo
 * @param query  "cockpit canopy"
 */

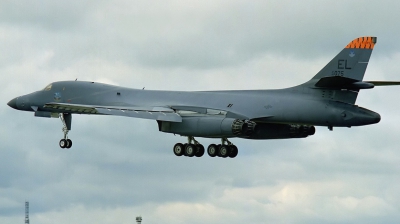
xmin=43 ymin=83 xmax=52 ymax=91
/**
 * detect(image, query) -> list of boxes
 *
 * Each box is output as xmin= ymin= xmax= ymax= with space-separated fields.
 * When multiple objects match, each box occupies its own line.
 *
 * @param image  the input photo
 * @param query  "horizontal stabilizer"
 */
xmin=365 ymin=81 xmax=400 ymax=86
xmin=315 ymin=76 xmax=374 ymax=89
xmin=314 ymin=77 xmax=400 ymax=90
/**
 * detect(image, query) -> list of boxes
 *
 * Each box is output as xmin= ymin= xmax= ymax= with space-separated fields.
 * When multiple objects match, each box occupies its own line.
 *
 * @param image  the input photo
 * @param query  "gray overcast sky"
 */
xmin=1 ymin=1 xmax=400 ymax=223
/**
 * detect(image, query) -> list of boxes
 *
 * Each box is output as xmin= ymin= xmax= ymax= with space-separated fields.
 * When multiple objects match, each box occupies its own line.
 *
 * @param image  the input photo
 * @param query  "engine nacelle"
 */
xmin=158 ymin=117 xmax=256 ymax=138
xmin=289 ymin=124 xmax=316 ymax=137
xmin=158 ymin=117 xmax=315 ymax=139
xmin=247 ymin=123 xmax=316 ymax=139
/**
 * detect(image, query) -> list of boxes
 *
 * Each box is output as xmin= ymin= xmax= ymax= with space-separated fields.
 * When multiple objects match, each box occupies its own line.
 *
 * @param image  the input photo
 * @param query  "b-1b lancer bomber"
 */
xmin=7 ymin=37 xmax=400 ymax=158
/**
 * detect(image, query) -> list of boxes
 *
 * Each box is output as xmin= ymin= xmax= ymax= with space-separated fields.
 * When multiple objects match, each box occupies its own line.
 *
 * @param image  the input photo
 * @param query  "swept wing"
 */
xmin=44 ymin=102 xmax=182 ymax=122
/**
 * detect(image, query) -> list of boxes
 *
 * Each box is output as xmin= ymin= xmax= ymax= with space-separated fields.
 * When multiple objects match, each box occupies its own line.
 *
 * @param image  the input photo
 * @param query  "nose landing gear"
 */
xmin=59 ymin=139 xmax=72 ymax=148
xmin=59 ymin=113 xmax=72 ymax=149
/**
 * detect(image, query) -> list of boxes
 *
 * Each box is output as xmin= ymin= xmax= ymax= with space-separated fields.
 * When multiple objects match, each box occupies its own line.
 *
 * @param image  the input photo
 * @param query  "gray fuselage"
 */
xmin=11 ymin=81 xmax=380 ymax=132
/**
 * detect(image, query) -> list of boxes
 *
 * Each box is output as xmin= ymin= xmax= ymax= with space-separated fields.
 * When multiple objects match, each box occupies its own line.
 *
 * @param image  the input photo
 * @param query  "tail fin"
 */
xmin=300 ymin=37 xmax=377 ymax=104
xmin=313 ymin=36 xmax=376 ymax=81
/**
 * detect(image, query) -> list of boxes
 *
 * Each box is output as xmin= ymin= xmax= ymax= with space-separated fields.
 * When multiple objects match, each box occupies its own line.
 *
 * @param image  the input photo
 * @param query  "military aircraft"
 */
xmin=7 ymin=36 xmax=400 ymax=158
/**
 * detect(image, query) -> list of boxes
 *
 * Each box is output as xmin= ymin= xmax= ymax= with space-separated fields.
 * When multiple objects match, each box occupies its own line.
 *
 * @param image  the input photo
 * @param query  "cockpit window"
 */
xmin=43 ymin=84 xmax=52 ymax=91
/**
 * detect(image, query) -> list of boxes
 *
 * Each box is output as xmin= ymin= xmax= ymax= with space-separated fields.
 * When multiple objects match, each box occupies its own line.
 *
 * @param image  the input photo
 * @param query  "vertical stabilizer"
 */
xmin=299 ymin=37 xmax=377 ymax=104
xmin=312 ymin=36 xmax=376 ymax=81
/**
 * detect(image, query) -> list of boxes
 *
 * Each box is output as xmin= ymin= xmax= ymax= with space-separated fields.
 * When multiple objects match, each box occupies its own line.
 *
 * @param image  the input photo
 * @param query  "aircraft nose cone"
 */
xmin=7 ymin=98 xmax=18 ymax=109
xmin=366 ymin=110 xmax=381 ymax=124
xmin=373 ymin=112 xmax=381 ymax=124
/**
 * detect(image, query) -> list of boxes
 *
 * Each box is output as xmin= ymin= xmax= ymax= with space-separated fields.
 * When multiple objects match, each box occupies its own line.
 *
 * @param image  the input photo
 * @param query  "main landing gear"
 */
xmin=173 ymin=136 xmax=205 ymax=157
xmin=59 ymin=113 xmax=73 ymax=149
xmin=207 ymin=138 xmax=238 ymax=158
xmin=173 ymin=137 xmax=238 ymax=158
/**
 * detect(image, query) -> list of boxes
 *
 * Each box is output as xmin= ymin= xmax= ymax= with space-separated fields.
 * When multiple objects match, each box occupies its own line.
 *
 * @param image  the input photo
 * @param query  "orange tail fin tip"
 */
xmin=345 ymin=36 xmax=377 ymax=49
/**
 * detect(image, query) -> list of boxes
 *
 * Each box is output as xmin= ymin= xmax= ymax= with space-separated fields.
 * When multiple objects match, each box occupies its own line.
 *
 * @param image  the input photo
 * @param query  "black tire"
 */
xmin=207 ymin=144 xmax=218 ymax=157
xmin=59 ymin=139 xmax=67 ymax=148
xmin=219 ymin=145 xmax=229 ymax=158
xmin=173 ymin=143 xmax=184 ymax=156
xmin=228 ymin=145 xmax=238 ymax=158
xmin=195 ymin=144 xmax=205 ymax=157
xmin=66 ymin=139 xmax=72 ymax=148
xmin=185 ymin=144 xmax=196 ymax=157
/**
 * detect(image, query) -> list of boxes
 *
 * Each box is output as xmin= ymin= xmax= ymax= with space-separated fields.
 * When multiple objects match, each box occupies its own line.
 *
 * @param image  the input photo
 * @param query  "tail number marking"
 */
xmin=338 ymin=60 xmax=351 ymax=70
xmin=332 ymin=59 xmax=352 ymax=76
xmin=331 ymin=71 xmax=344 ymax=76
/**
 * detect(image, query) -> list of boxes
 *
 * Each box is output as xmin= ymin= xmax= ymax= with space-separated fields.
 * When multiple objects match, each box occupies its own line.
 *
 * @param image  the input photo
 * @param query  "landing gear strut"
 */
xmin=59 ymin=113 xmax=72 ymax=149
